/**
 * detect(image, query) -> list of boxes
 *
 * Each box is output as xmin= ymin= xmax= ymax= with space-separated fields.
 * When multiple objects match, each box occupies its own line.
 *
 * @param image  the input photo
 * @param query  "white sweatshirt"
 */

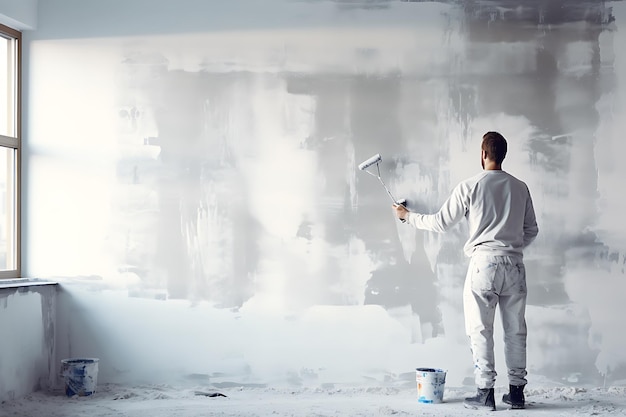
xmin=406 ymin=170 xmax=538 ymax=257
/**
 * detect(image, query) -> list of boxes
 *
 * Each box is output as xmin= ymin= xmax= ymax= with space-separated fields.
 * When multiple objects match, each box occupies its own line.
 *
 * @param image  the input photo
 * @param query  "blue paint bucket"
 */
xmin=60 ymin=358 xmax=99 ymax=397
xmin=416 ymin=367 xmax=446 ymax=404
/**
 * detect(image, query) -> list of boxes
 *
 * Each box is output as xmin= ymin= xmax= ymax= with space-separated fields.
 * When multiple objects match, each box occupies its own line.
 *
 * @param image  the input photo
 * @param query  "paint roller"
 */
xmin=358 ymin=153 xmax=407 ymax=221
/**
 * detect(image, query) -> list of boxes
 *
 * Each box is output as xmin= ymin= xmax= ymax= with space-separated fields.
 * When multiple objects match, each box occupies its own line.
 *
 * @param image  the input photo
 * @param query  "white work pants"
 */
xmin=463 ymin=254 xmax=528 ymax=389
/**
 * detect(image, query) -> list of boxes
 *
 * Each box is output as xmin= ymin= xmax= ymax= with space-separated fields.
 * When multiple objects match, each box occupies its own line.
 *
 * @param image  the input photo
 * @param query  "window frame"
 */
xmin=0 ymin=23 xmax=20 ymax=278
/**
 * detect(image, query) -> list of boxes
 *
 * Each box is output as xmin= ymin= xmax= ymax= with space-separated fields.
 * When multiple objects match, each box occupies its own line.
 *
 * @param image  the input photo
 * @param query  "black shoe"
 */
xmin=502 ymin=384 xmax=526 ymax=409
xmin=464 ymin=388 xmax=496 ymax=411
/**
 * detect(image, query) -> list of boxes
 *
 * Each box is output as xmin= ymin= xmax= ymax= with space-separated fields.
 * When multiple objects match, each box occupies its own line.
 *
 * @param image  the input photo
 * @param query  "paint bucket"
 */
xmin=416 ymin=367 xmax=446 ymax=404
xmin=60 ymin=358 xmax=99 ymax=397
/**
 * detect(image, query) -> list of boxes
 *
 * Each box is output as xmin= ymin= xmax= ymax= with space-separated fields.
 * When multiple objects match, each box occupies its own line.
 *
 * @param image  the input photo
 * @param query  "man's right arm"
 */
xmin=405 ymin=184 xmax=468 ymax=233
xmin=523 ymin=188 xmax=539 ymax=247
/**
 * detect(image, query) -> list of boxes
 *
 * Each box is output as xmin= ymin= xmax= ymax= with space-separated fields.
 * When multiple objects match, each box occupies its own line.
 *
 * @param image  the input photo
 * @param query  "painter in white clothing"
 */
xmin=394 ymin=131 xmax=538 ymax=411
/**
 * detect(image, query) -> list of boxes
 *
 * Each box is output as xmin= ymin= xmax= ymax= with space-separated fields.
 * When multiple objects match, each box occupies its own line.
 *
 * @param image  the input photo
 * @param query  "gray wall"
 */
xmin=0 ymin=0 xmax=36 ymax=29
xmin=0 ymin=284 xmax=57 ymax=401
xmin=20 ymin=0 xmax=626 ymax=388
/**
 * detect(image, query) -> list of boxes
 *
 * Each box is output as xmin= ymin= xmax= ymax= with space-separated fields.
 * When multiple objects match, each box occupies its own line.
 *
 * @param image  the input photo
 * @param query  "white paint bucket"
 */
xmin=416 ymin=367 xmax=446 ymax=404
xmin=60 ymin=358 xmax=99 ymax=397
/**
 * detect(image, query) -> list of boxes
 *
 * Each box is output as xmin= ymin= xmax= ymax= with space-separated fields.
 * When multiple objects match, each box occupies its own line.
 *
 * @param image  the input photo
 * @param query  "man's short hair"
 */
xmin=482 ymin=131 xmax=507 ymax=165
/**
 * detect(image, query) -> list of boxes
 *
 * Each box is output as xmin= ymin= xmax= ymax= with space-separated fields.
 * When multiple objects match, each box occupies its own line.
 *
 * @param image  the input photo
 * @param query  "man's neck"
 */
xmin=483 ymin=162 xmax=502 ymax=171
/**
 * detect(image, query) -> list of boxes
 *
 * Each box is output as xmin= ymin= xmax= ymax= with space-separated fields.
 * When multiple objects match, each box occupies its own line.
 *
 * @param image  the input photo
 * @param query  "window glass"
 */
xmin=0 ymin=36 xmax=15 ymax=138
xmin=0 ymin=146 xmax=15 ymax=270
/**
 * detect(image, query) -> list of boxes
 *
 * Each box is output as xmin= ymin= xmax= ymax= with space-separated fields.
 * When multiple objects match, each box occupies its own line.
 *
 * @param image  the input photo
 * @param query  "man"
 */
xmin=393 ymin=131 xmax=538 ymax=411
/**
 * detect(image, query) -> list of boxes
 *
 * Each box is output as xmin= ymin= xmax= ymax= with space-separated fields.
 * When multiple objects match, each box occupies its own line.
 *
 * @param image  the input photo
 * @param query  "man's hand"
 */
xmin=393 ymin=203 xmax=410 ymax=221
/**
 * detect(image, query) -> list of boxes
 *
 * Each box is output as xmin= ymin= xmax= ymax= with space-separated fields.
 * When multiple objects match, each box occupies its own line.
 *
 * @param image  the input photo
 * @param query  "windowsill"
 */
xmin=0 ymin=278 xmax=58 ymax=289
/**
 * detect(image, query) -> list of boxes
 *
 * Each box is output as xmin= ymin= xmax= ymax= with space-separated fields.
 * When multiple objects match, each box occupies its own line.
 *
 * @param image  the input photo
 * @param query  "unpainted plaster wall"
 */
xmin=0 ymin=284 xmax=56 ymax=401
xmin=17 ymin=0 xmax=626 ymax=388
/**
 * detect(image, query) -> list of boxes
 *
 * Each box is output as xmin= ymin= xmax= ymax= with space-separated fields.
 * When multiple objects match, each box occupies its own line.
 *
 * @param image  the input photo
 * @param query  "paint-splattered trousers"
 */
xmin=463 ymin=254 xmax=528 ymax=389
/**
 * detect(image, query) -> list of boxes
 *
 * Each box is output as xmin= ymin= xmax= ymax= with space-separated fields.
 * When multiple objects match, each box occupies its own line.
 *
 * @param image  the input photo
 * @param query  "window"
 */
xmin=0 ymin=24 xmax=20 ymax=278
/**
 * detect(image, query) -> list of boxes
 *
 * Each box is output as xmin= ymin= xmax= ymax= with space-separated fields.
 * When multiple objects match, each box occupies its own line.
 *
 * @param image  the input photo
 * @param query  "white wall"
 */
xmin=20 ymin=0 xmax=626 ymax=389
